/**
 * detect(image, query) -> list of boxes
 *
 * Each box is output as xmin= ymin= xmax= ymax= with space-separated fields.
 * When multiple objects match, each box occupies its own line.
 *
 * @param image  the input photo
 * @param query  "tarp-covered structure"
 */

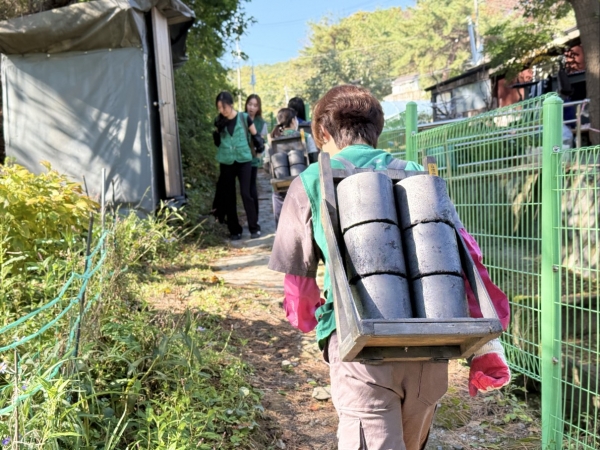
xmin=0 ymin=0 xmax=195 ymax=213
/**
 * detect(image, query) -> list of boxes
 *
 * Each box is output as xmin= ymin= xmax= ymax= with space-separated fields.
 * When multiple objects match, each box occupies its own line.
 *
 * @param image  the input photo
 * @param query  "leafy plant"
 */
xmin=0 ymin=161 xmax=97 ymax=277
xmin=1 ymin=186 xmax=271 ymax=448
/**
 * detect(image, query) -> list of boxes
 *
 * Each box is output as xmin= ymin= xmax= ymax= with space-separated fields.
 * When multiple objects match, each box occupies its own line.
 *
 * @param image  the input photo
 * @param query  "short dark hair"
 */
xmin=311 ymin=85 xmax=384 ymax=149
xmin=288 ymin=97 xmax=306 ymax=121
xmin=215 ymin=91 xmax=234 ymax=108
xmin=245 ymin=94 xmax=263 ymax=117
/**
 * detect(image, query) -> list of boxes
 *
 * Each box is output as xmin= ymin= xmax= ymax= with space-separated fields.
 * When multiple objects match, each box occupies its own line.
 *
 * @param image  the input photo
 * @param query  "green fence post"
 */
xmin=540 ymin=95 xmax=564 ymax=449
xmin=269 ymin=111 xmax=275 ymax=130
xmin=405 ymin=101 xmax=418 ymax=163
xmin=305 ymin=102 xmax=311 ymax=121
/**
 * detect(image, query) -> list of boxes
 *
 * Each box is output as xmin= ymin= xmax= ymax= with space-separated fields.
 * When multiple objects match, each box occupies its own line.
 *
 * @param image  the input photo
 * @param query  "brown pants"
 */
xmin=328 ymin=333 xmax=448 ymax=450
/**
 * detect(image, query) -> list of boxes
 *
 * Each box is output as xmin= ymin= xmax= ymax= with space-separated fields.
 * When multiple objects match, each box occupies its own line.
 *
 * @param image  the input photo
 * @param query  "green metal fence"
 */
xmin=396 ymin=96 xmax=599 ymax=449
xmin=377 ymin=126 xmax=406 ymax=159
xmin=554 ymin=144 xmax=600 ymax=449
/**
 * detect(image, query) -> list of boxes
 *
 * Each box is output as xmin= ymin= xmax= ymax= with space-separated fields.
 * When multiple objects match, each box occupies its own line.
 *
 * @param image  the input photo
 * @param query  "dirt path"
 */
xmin=205 ymin=169 xmax=540 ymax=450
xmin=211 ymin=170 xmax=337 ymax=449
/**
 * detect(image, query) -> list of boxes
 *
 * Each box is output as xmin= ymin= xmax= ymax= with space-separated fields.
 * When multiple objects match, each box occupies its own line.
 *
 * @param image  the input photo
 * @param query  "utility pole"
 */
xmin=250 ymin=63 xmax=256 ymax=93
xmin=236 ymin=39 xmax=242 ymax=110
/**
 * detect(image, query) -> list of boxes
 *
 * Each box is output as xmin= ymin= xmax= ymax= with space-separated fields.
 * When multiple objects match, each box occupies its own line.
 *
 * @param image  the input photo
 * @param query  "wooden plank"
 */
xmin=269 ymin=177 xmax=295 ymax=185
xmin=385 ymin=169 xmax=407 ymax=181
xmin=371 ymin=320 xmax=502 ymax=338
xmin=460 ymin=337 xmax=489 ymax=357
xmin=366 ymin=317 xmax=497 ymax=324
xmin=321 ymin=199 xmax=363 ymax=336
xmin=366 ymin=335 xmax=474 ymax=347
xmin=331 ymin=169 xmax=428 ymax=183
xmin=332 ymin=271 xmax=371 ymax=362
xmin=270 ymin=178 xmax=294 ymax=193
xmin=363 ymin=333 xmax=499 ymax=348
xmin=318 ymin=152 xmax=340 ymax=238
xmin=152 ymin=7 xmax=183 ymax=198
xmin=318 ymin=151 xmax=503 ymax=362
xmin=268 ymin=142 xmax=276 ymax=178
xmin=355 ymin=346 xmax=462 ymax=363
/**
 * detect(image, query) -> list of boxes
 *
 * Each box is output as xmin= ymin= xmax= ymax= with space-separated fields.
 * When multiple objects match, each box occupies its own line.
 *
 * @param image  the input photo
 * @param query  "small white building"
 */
xmin=384 ymin=74 xmax=428 ymax=102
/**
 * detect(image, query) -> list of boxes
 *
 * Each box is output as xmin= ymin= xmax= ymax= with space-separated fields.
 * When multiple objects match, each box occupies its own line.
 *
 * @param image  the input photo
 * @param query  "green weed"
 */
xmin=1 ymin=179 xmax=269 ymax=448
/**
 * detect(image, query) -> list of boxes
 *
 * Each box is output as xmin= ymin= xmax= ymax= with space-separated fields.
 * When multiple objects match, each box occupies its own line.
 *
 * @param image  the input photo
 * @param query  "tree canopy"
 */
xmin=235 ymin=0 xmax=506 ymax=116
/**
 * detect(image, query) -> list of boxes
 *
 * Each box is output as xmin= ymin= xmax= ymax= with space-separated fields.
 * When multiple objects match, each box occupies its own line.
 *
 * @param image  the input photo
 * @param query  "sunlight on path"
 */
xmin=211 ymin=169 xmax=284 ymax=291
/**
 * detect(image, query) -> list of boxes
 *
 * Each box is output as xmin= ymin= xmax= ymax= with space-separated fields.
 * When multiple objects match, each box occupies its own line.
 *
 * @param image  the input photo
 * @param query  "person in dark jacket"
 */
xmin=288 ymin=96 xmax=308 ymax=123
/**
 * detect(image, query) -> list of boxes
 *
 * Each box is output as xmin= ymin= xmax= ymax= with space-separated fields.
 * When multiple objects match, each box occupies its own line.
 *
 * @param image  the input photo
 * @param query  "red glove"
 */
xmin=469 ymin=339 xmax=511 ymax=397
xmin=283 ymin=274 xmax=325 ymax=333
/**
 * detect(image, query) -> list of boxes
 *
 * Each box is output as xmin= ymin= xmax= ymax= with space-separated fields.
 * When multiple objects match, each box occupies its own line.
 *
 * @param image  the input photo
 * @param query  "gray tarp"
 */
xmin=0 ymin=0 xmax=194 ymax=213
xmin=0 ymin=0 xmax=194 ymax=55
xmin=2 ymin=48 xmax=157 ymax=212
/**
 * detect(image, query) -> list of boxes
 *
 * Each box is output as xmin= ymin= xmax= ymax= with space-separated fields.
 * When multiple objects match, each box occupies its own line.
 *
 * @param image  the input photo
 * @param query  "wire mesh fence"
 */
xmin=555 ymin=145 xmax=600 ymax=449
xmin=377 ymin=126 xmax=406 ymax=160
xmin=393 ymin=94 xmax=599 ymax=448
xmin=415 ymin=94 xmax=554 ymax=381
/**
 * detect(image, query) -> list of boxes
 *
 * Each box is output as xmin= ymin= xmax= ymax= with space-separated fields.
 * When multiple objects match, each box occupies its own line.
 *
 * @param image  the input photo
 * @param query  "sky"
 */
xmin=225 ymin=0 xmax=415 ymax=68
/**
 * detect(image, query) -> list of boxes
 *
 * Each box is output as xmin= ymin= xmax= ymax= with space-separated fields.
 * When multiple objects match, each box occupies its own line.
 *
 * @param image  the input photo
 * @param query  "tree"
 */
xmin=568 ymin=0 xmax=599 ymax=145
xmin=236 ymin=0 xmax=507 ymax=108
xmin=392 ymin=0 xmax=473 ymax=87
xmin=0 ymin=0 xmax=74 ymax=20
xmin=300 ymin=9 xmax=409 ymax=102
xmin=485 ymin=0 xmax=600 ymax=145
xmin=235 ymin=60 xmax=308 ymax=118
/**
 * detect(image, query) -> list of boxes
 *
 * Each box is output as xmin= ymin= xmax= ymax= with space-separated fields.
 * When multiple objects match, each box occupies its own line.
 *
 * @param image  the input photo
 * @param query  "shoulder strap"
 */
xmin=239 ymin=113 xmax=251 ymax=143
xmin=387 ymin=158 xmax=409 ymax=170
xmin=239 ymin=113 xmax=256 ymax=157
xmin=333 ymin=156 xmax=357 ymax=174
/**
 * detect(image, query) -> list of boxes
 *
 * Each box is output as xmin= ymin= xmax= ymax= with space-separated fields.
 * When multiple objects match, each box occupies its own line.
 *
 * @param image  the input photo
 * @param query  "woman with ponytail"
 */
xmin=270 ymin=107 xmax=297 ymax=139
xmin=270 ymin=108 xmax=317 ymax=228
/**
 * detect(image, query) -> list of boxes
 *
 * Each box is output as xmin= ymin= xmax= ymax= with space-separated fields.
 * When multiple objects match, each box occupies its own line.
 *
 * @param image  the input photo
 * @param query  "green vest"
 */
xmin=282 ymin=129 xmax=300 ymax=137
xmin=299 ymin=144 xmax=423 ymax=349
xmin=217 ymin=113 xmax=253 ymax=165
xmin=251 ymin=116 xmax=267 ymax=168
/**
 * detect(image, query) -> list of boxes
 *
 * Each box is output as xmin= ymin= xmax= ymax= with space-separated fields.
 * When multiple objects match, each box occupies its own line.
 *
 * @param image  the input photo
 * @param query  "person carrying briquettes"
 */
xmin=268 ymin=84 xmax=511 ymax=450
xmin=270 ymin=107 xmax=317 ymax=229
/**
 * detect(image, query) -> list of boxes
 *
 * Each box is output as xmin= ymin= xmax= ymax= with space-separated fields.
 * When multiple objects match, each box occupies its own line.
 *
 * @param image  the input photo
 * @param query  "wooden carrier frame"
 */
xmin=268 ymin=132 xmax=310 ymax=193
xmin=318 ymin=152 xmax=503 ymax=363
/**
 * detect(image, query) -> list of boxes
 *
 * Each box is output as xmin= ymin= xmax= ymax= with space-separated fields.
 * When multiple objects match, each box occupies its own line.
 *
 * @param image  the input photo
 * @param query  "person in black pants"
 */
xmin=245 ymin=94 xmax=269 ymax=223
xmin=212 ymin=91 xmax=264 ymax=240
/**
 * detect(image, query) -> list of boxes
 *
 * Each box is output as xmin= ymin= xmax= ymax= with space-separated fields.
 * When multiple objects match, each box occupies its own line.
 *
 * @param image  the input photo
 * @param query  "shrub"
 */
xmin=0 ymin=161 xmax=97 ymax=277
